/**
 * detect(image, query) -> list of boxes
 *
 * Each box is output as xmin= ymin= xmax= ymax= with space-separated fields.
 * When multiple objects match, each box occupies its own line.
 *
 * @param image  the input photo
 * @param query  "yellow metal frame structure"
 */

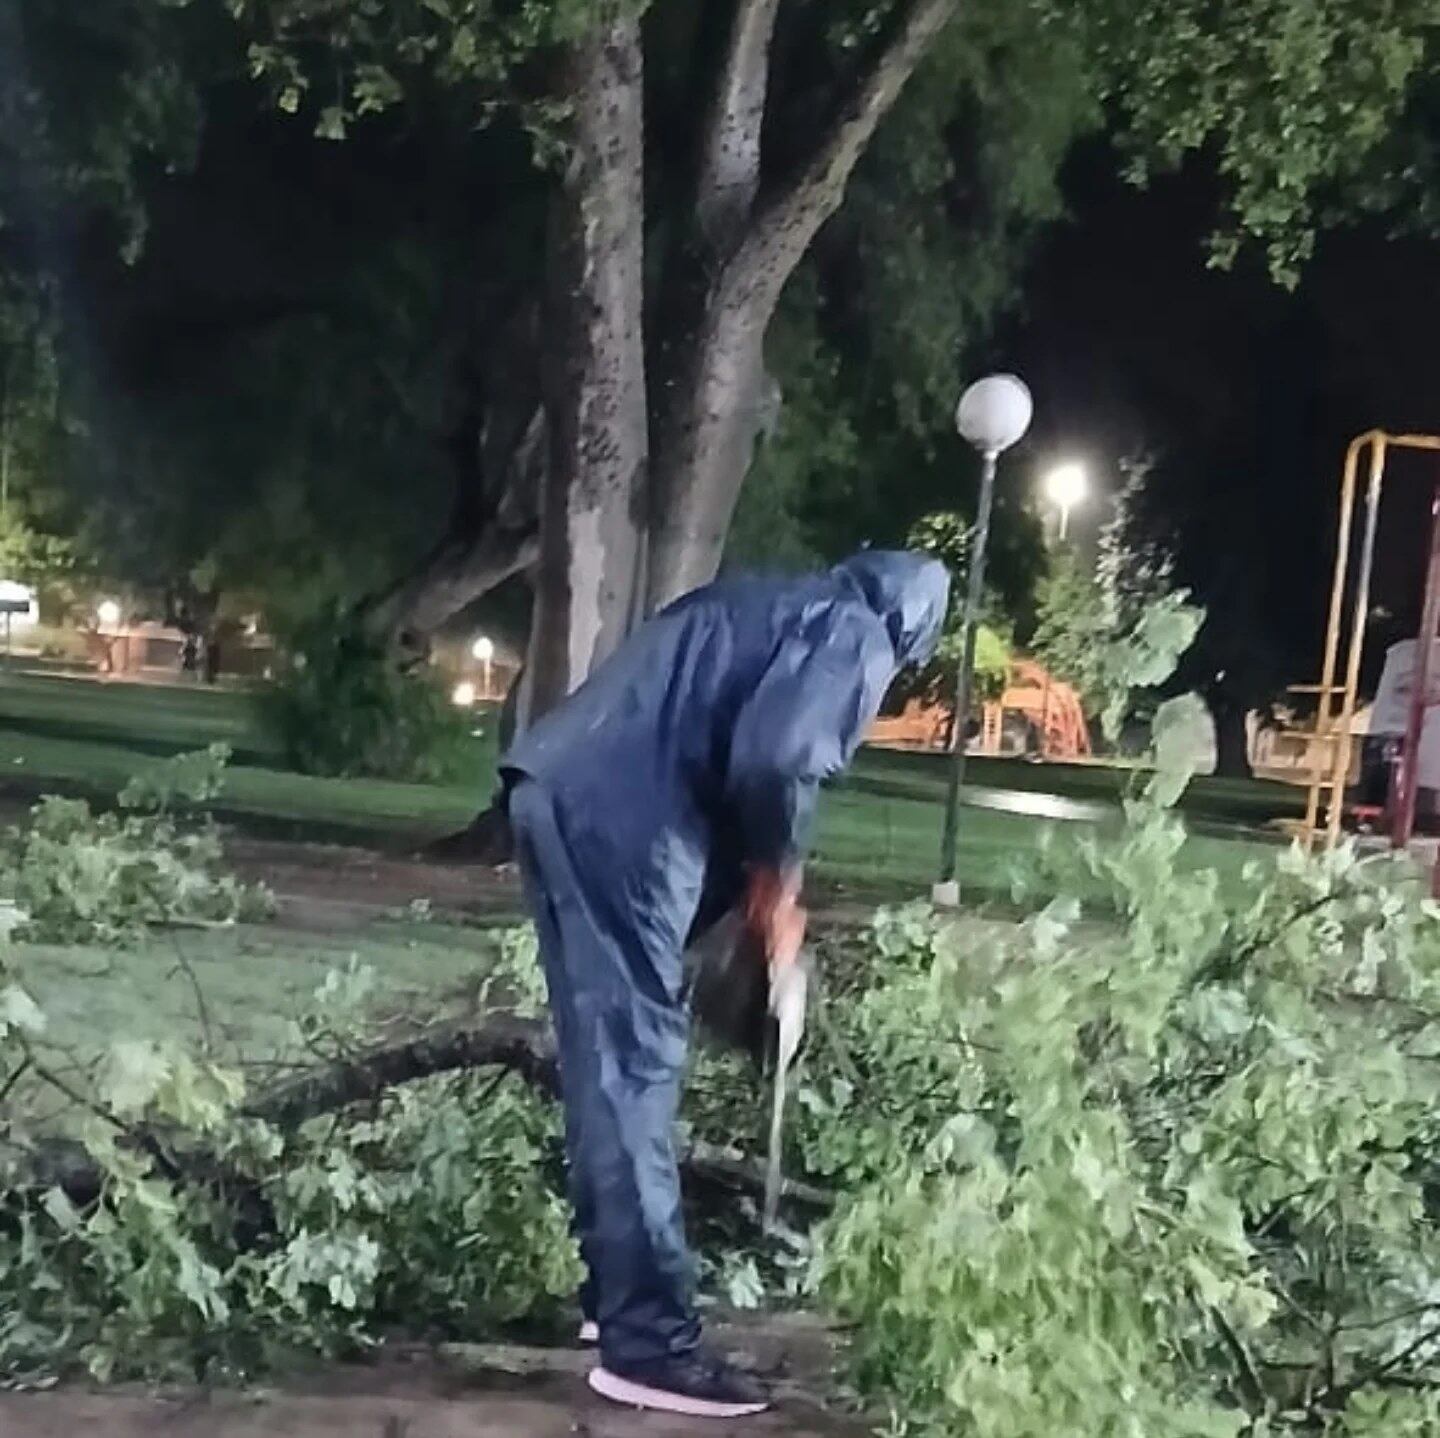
xmin=1301 ymin=430 xmax=1440 ymax=850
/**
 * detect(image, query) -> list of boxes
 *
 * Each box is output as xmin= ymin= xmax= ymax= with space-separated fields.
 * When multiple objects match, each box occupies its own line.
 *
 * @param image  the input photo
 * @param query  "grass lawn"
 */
xmin=0 ymin=671 xmax=494 ymax=842
xmin=852 ymin=744 xmax=1305 ymax=829
xmin=18 ymin=920 xmax=498 ymax=1068
xmin=0 ymin=669 xmax=1300 ymax=1100
xmin=0 ymin=668 xmax=1286 ymax=903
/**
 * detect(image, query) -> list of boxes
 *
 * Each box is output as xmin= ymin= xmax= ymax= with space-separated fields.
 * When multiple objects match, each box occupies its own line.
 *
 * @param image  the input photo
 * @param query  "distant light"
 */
xmin=97 ymin=600 xmax=122 ymax=628
xmin=1043 ymin=462 xmax=1088 ymax=511
xmin=452 ymin=680 xmax=477 ymax=708
xmin=471 ymin=635 xmax=495 ymax=663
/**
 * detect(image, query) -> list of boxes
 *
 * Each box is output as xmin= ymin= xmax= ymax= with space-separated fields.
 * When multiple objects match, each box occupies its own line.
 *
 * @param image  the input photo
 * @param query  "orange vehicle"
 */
xmin=868 ymin=657 xmax=1091 ymax=760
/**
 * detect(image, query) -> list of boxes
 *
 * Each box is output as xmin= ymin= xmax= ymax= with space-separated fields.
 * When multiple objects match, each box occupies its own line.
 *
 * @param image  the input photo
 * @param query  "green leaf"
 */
xmin=41 ymin=1186 xmax=81 ymax=1233
xmin=101 ymin=1040 xmax=171 ymax=1116
xmin=316 ymin=106 xmax=347 ymax=142
xmin=0 ymin=984 xmax=46 ymax=1035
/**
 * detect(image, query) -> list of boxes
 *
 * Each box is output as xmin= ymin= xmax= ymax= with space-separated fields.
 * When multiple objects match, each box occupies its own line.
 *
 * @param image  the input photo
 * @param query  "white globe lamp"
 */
xmin=955 ymin=374 xmax=1033 ymax=457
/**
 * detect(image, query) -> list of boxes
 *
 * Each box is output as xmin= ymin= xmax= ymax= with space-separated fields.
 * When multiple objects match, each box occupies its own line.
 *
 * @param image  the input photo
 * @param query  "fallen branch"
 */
xmin=687 ymin=1140 xmax=833 ymax=1211
xmin=20 ymin=1014 xmax=832 ymax=1218
xmin=248 ymin=1013 xmax=561 ymax=1126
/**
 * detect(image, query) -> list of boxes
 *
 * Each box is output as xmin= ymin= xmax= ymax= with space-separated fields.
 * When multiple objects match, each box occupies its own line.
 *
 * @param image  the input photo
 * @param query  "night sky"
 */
xmin=996 ymin=141 xmax=1440 ymax=706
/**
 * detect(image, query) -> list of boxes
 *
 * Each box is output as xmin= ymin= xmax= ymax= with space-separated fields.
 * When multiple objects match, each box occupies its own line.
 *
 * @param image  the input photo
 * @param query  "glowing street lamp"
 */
xmin=472 ymin=635 xmax=495 ymax=698
xmin=452 ymin=680 xmax=477 ymax=709
xmin=936 ymin=374 xmax=1033 ymax=906
xmin=96 ymin=599 xmax=121 ymax=630
xmin=1043 ymin=461 xmax=1088 ymax=541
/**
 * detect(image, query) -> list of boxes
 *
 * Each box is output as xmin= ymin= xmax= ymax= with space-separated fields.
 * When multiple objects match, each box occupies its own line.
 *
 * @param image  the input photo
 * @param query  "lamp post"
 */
xmin=935 ymin=374 xmax=1033 ymax=906
xmin=1043 ymin=461 xmax=1088 ymax=541
xmin=96 ymin=599 xmax=122 ymax=678
xmin=472 ymin=635 xmax=495 ymax=698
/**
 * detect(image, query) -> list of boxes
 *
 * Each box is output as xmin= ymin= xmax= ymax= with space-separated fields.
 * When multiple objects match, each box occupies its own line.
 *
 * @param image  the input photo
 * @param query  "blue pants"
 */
xmin=508 ymin=778 xmax=701 ymax=1371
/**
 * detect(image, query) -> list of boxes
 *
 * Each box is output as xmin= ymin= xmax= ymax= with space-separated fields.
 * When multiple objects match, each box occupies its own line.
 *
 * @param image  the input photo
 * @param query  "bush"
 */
xmin=813 ymin=804 xmax=1440 ymax=1436
xmin=0 ymin=944 xmax=579 ymax=1383
xmin=1 ymin=745 xmax=273 ymax=945
xmin=258 ymin=611 xmax=471 ymax=782
xmin=677 ymin=705 xmax=1440 ymax=1434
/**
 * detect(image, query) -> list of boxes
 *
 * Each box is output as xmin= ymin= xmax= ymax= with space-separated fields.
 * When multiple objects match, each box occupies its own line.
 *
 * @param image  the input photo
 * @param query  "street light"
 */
xmin=96 ymin=600 xmax=121 ymax=630
xmin=1043 ymin=461 xmax=1088 ymax=541
xmin=936 ymin=373 xmax=1033 ymax=907
xmin=472 ymin=635 xmax=495 ymax=698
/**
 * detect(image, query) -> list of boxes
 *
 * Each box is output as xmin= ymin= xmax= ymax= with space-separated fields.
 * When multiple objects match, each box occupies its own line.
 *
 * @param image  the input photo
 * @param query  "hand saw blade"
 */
xmin=763 ymin=957 xmax=809 ymax=1232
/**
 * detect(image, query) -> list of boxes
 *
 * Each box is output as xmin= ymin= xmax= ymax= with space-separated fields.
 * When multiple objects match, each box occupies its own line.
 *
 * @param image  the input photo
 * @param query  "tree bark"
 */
xmin=362 ymin=474 xmax=540 ymax=658
xmin=360 ymin=309 xmax=545 ymax=657
xmin=695 ymin=0 xmax=784 ymax=255
xmin=645 ymin=0 xmax=959 ymax=612
xmin=27 ymin=1014 xmax=831 ymax=1218
xmin=365 ymin=1 xmax=958 ymax=684
xmin=525 ymin=15 xmax=650 ymax=721
xmin=1213 ymin=698 xmax=1253 ymax=778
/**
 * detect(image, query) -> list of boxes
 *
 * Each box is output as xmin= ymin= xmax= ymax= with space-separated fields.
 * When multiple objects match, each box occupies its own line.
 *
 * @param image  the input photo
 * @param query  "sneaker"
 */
xmin=588 ymin=1350 xmax=770 ymax=1419
xmin=578 ymin=1319 xmax=600 ymax=1346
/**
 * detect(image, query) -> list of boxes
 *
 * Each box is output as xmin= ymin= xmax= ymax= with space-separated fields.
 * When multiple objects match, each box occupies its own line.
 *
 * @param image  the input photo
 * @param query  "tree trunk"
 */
xmin=1213 ymin=698 xmax=1252 ymax=778
xmin=524 ymin=15 xmax=650 ymax=722
xmin=361 ymin=324 xmax=545 ymax=657
xmin=363 ymin=514 xmax=538 ymax=659
xmin=375 ymin=1 xmax=958 ymax=667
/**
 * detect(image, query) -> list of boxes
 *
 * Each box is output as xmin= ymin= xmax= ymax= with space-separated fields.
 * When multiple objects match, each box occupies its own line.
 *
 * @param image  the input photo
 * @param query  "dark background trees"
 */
xmin=5 ymin=0 xmax=1440 ymax=779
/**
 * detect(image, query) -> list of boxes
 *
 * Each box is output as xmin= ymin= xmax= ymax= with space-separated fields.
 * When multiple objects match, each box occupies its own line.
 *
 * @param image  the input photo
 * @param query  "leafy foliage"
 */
xmin=903 ymin=510 xmax=1014 ymax=706
xmin=1 ymin=745 xmax=273 ymax=946
xmin=0 ymin=279 xmax=66 ymax=533
xmin=0 ymin=516 xmax=71 ymax=589
xmin=1032 ymin=490 xmax=1205 ymax=741
xmin=227 ymin=0 xmax=612 ymax=150
xmin=0 ymin=945 xmax=579 ymax=1383
xmin=5 ymin=686 xmax=1440 ymax=1431
xmin=731 ymin=6 xmax=1089 ymax=584
xmin=814 ymin=758 xmax=1440 ymax=1435
xmin=258 ymin=611 xmax=472 ymax=781
xmin=1097 ymin=0 xmax=1440 ymax=282
xmin=0 ymin=0 xmax=205 ymax=262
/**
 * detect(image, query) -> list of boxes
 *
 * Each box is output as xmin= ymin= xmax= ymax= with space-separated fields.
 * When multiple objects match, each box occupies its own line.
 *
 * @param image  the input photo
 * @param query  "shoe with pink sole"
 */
xmin=587 ymin=1349 xmax=770 ymax=1419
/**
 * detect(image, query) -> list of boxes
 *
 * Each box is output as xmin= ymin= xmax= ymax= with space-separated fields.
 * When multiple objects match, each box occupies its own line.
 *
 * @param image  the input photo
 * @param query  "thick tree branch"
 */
xmin=740 ymin=0 xmax=958 ymax=289
xmin=248 ymin=1014 xmax=561 ymax=1126
xmin=696 ymin=0 xmax=783 ymax=253
xmin=365 ymin=523 xmax=538 ymax=651
xmin=23 ymin=1015 xmax=830 ymax=1220
xmin=644 ymin=0 xmax=956 ymax=610
xmin=361 ymin=406 xmax=542 ymax=650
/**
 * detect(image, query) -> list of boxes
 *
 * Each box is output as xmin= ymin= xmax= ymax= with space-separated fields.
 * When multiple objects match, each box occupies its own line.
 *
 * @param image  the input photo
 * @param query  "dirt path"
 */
xmin=224 ymin=836 xmax=524 ymax=932
xmin=0 ymin=1324 xmax=865 ymax=1438
xmin=222 ymin=835 xmax=879 ymax=938
xmin=0 ymin=1383 xmax=851 ymax=1438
